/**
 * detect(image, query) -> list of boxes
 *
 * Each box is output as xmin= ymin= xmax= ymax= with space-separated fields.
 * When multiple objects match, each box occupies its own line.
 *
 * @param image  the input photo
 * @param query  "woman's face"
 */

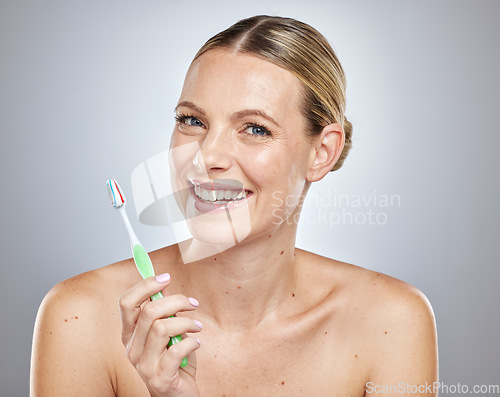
xmin=169 ymin=49 xmax=315 ymax=246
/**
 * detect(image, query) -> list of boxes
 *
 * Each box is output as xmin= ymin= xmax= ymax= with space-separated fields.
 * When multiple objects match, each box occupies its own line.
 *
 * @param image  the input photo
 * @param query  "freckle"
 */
xmin=237 ymin=285 xmax=241 ymax=289
xmin=281 ymin=381 xmax=285 ymax=385
xmin=75 ymin=316 xmax=78 ymax=319
xmin=268 ymin=234 xmax=272 ymax=238
xmin=225 ymin=291 xmax=229 ymax=295
xmin=376 ymin=273 xmax=380 ymax=276
xmin=292 ymin=293 xmax=295 ymax=297
xmin=64 ymin=319 xmax=67 ymax=322
xmin=385 ymin=331 xmax=388 ymax=334
xmin=214 ymin=354 xmax=217 ymax=358
xmin=281 ymin=250 xmax=284 ymax=255
xmin=355 ymin=354 xmax=358 ymax=358
xmin=49 ymin=332 xmax=52 ymax=335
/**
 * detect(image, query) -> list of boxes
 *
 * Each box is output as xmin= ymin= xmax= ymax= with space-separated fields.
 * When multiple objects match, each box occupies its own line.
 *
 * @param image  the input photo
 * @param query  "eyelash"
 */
xmin=242 ymin=122 xmax=271 ymax=137
xmin=174 ymin=113 xmax=202 ymax=126
xmin=174 ymin=114 xmax=272 ymax=137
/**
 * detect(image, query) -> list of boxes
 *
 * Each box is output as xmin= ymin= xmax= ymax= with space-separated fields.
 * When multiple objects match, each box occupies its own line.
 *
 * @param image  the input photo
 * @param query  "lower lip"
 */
xmin=191 ymin=187 xmax=252 ymax=214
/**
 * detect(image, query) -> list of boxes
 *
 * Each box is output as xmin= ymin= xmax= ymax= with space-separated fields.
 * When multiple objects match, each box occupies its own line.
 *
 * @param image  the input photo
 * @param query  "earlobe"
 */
xmin=306 ymin=123 xmax=345 ymax=182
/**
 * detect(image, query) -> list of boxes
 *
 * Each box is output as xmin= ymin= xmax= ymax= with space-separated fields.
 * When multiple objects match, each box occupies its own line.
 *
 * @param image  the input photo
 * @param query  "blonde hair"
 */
xmin=192 ymin=15 xmax=352 ymax=171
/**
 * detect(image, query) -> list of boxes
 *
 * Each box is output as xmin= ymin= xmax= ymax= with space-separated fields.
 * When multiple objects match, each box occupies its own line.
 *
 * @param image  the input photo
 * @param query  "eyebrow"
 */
xmin=175 ymin=102 xmax=280 ymax=127
xmin=230 ymin=109 xmax=280 ymax=127
xmin=175 ymin=101 xmax=206 ymax=115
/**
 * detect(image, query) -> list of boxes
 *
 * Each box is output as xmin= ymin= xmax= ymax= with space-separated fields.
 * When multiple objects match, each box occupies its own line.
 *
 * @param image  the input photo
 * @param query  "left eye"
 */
xmin=243 ymin=125 xmax=271 ymax=136
xmin=183 ymin=117 xmax=203 ymax=127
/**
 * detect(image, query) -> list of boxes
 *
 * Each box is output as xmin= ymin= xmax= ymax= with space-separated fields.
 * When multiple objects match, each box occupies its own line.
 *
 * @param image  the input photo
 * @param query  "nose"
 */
xmin=196 ymin=127 xmax=232 ymax=174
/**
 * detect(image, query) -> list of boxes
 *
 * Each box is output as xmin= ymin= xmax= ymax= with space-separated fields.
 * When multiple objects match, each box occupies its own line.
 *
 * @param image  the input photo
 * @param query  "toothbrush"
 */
xmin=106 ymin=178 xmax=187 ymax=368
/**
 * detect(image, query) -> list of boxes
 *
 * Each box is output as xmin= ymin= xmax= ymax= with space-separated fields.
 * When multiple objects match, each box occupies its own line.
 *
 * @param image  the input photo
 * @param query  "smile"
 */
xmin=189 ymin=180 xmax=252 ymax=212
xmin=194 ymin=184 xmax=248 ymax=204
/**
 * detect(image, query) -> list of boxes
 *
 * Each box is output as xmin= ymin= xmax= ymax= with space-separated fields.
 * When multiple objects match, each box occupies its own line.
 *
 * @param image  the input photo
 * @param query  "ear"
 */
xmin=306 ymin=123 xmax=345 ymax=182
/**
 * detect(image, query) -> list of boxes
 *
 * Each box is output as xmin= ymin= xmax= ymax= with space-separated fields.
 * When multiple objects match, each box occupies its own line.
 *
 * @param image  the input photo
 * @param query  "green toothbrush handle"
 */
xmin=133 ymin=244 xmax=188 ymax=368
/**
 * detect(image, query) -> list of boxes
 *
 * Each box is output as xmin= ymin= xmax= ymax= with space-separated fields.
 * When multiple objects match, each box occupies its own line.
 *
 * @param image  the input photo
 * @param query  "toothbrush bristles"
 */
xmin=106 ymin=179 xmax=126 ymax=208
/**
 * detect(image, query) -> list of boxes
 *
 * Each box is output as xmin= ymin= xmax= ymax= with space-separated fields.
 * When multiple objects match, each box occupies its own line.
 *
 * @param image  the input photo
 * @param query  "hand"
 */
xmin=119 ymin=273 xmax=202 ymax=397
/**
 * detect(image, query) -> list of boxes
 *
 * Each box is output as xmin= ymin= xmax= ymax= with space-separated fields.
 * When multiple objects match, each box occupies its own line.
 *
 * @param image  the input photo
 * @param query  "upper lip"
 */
xmin=190 ymin=179 xmax=251 ymax=192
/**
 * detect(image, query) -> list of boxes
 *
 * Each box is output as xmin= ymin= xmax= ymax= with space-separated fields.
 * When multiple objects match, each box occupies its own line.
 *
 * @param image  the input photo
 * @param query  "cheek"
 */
xmin=168 ymin=136 xmax=201 ymax=209
xmin=239 ymin=137 xmax=308 ymax=188
xmin=169 ymin=133 xmax=199 ymax=174
xmin=239 ymin=148 xmax=279 ymax=189
xmin=263 ymin=143 xmax=309 ymax=218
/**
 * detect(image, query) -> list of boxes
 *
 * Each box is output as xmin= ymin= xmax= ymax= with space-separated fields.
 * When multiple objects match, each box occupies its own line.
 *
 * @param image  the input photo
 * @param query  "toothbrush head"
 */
xmin=106 ymin=179 xmax=126 ymax=208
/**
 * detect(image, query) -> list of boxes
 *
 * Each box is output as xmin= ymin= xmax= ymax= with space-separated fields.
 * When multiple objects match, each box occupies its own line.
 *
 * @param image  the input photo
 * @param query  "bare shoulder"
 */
xmin=31 ymin=245 xmax=181 ymax=396
xmin=31 ymin=258 xmax=139 ymax=396
xmin=38 ymin=258 xmax=137 ymax=322
xmin=35 ymin=243 xmax=180 ymax=330
xmin=297 ymin=248 xmax=435 ymax=325
xmin=297 ymin=249 xmax=438 ymax=385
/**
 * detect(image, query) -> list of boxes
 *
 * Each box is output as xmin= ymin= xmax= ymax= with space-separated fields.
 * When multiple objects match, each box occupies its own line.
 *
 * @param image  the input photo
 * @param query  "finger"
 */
xmin=130 ymin=295 xmax=199 ymax=356
xmin=141 ymin=317 xmax=202 ymax=364
xmin=181 ymin=332 xmax=198 ymax=375
xmin=160 ymin=336 xmax=201 ymax=376
xmin=119 ymin=273 xmax=171 ymax=345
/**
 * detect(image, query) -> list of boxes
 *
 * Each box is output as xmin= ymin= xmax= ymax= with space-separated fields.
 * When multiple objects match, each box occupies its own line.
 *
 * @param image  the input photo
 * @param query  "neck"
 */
xmin=171 ymin=225 xmax=299 ymax=330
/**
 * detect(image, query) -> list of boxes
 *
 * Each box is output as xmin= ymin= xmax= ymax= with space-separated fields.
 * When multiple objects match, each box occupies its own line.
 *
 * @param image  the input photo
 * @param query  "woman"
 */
xmin=31 ymin=15 xmax=438 ymax=396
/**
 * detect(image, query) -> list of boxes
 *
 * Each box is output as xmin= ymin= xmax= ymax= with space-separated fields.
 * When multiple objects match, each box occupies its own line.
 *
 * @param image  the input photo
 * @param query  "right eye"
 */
xmin=182 ymin=117 xmax=204 ymax=127
xmin=175 ymin=114 xmax=205 ymax=127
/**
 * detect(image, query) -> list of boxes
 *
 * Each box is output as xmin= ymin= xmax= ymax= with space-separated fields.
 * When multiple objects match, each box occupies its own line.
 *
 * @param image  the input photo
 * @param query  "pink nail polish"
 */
xmin=189 ymin=297 xmax=199 ymax=307
xmin=196 ymin=338 xmax=201 ymax=345
xmin=155 ymin=273 xmax=170 ymax=283
xmin=194 ymin=320 xmax=203 ymax=329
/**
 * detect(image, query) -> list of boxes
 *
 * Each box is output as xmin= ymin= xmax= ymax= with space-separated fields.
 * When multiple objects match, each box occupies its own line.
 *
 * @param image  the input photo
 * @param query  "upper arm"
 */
xmin=30 ymin=279 xmax=117 ymax=396
xmin=365 ymin=285 xmax=438 ymax=396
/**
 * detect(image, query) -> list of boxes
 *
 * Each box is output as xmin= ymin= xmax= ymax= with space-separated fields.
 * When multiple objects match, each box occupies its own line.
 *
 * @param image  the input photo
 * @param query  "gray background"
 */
xmin=1 ymin=0 xmax=499 ymax=395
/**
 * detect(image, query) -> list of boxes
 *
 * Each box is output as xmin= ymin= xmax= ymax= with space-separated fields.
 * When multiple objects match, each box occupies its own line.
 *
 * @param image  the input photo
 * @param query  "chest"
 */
xmin=193 ymin=327 xmax=368 ymax=397
xmin=114 ymin=325 xmax=368 ymax=397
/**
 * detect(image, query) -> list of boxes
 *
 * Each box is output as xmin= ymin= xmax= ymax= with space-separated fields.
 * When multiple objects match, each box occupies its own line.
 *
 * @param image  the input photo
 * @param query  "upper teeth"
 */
xmin=194 ymin=185 xmax=247 ymax=202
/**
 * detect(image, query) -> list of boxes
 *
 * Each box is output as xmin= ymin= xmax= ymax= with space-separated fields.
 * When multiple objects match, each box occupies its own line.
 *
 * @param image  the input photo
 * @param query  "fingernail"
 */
xmin=194 ymin=319 xmax=203 ymax=329
xmin=189 ymin=297 xmax=199 ymax=307
xmin=196 ymin=338 xmax=201 ymax=345
xmin=155 ymin=273 xmax=170 ymax=283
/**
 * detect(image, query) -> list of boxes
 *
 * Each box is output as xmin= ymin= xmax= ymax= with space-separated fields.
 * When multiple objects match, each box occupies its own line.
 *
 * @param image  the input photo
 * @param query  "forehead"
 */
xmin=180 ymin=49 xmax=303 ymax=121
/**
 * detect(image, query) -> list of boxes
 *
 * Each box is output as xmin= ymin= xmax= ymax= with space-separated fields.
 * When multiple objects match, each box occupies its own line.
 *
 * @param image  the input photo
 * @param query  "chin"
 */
xmin=186 ymin=216 xmax=239 ymax=246
xmin=178 ymin=215 xmax=251 ymax=262
xmin=184 ymin=199 xmax=253 ymax=248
